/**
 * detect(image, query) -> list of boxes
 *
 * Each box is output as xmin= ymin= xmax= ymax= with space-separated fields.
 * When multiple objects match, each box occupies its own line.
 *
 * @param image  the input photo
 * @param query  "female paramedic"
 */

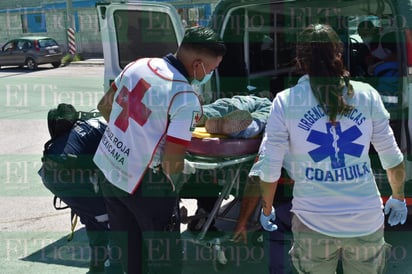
xmin=250 ymin=24 xmax=407 ymax=274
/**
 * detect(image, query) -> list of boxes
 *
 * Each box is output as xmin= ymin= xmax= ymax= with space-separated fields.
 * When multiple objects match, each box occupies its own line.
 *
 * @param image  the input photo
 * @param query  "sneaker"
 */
xmin=187 ymin=208 xmax=208 ymax=231
xmin=187 ymin=208 xmax=220 ymax=233
xmin=205 ymin=110 xmax=253 ymax=135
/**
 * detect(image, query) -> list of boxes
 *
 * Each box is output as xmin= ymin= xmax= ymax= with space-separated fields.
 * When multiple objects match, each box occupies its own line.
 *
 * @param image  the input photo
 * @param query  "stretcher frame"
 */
xmin=182 ymin=152 xmax=260 ymax=265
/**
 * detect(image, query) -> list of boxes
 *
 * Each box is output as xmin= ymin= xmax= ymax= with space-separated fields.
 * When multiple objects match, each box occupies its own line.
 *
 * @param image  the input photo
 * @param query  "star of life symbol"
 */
xmin=307 ymin=122 xmax=364 ymax=169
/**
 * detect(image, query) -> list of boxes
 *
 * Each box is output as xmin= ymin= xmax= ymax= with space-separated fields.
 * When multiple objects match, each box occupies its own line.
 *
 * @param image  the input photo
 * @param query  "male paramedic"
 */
xmin=93 ymin=26 xmax=226 ymax=274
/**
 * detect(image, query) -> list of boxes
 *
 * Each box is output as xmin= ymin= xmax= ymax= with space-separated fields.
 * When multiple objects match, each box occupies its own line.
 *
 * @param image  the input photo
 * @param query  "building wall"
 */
xmin=0 ymin=11 xmax=22 ymax=39
xmin=74 ymin=8 xmax=102 ymax=56
xmin=0 ymin=1 xmax=102 ymax=57
xmin=0 ymin=0 xmax=46 ymax=9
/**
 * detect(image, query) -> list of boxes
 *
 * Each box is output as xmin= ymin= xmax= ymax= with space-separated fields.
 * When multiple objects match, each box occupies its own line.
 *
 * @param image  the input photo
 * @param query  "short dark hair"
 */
xmin=180 ymin=26 xmax=226 ymax=57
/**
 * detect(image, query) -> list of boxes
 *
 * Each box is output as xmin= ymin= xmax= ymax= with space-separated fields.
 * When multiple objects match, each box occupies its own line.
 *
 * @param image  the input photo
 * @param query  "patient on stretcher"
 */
xmin=182 ymin=95 xmax=272 ymax=232
xmin=197 ymin=95 xmax=271 ymax=138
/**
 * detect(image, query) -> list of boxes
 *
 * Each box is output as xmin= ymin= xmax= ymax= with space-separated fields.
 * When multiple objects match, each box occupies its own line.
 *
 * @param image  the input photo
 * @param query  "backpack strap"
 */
xmin=77 ymin=110 xmax=102 ymax=120
xmin=52 ymin=196 xmax=78 ymax=241
xmin=67 ymin=211 xmax=79 ymax=242
xmin=53 ymin=196 xmax=69 ymax=210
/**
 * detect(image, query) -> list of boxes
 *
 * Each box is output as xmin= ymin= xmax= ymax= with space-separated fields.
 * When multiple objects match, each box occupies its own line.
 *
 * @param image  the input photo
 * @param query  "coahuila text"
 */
xmin=101 ymin=127 xmax=130 ymax=165
xmin=306 ymin=162 xmax=370 ymax=182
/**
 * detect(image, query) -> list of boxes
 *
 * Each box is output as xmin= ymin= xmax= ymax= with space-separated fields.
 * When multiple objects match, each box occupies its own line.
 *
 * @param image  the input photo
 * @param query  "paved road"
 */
xmin=0 ymin=63 xmax=105 ymax=273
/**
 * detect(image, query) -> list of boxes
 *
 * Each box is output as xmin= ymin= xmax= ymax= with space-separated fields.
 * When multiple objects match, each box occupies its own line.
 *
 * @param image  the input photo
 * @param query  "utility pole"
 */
xmin=66 ymin=0 xmax=73 ymax=29
xmin=66 ymin=0 xmax=76 ymax=55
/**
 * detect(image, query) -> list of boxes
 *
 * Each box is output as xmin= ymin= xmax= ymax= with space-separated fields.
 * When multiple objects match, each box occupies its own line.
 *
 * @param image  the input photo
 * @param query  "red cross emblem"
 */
xmin=114 ymin=79 xmax=152 ymax=132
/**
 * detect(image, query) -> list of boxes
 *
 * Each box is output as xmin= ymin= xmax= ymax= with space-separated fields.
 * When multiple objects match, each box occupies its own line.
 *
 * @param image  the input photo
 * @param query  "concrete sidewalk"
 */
xmin=67 ymin=58 xmax=104 ymax=67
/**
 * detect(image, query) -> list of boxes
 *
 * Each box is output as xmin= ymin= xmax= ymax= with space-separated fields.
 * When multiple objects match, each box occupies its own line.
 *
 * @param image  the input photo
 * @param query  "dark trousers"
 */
xmin=40 ymin=165 xmax=110 ymax=271
xmin=59 ymin=196 xmax=110 ymax=270
xmin=101 ymin=169 xmax=181 ymax=274
xmin=268 ymin=201 xmax=293 ymax=274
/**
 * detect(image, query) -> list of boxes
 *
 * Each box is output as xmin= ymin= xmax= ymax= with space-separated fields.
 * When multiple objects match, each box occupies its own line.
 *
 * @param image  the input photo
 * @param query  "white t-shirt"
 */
xmin=93 ymin=58 xmax=201 ymax=194
xmin=250 ymin=75 xmax=403 ymax=237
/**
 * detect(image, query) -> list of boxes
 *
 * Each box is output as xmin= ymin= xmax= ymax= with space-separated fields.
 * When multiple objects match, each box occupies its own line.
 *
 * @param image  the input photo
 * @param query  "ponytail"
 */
xmin=297 ymin=24 xmax=354 ymax=124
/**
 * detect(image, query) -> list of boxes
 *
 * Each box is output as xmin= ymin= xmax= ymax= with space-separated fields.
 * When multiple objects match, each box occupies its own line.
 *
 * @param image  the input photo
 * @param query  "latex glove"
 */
xmin=384 ymin=196 xmax=407 ymax=226
xmin=260 ymin=206 xmax=278 ymax=231
xmin=183 ymin=159 xmax=196 ymax=175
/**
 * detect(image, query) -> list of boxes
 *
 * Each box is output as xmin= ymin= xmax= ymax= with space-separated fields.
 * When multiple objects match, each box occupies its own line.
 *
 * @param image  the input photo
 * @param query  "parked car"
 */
xmin=96 ymin=0 xmax=412 ymax=208
xmin=0 ymin=36 xmax=63 ymax=70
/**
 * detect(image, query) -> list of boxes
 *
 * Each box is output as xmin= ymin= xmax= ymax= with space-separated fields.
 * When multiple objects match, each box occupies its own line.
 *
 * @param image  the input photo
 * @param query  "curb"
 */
xmin=66 ymin=59 xmax=104 ymax=67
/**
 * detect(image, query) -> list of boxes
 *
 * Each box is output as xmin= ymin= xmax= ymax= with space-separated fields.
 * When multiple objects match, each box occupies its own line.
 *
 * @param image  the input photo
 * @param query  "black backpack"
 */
xmin=47 ymin=103 xmax=100 ymax=139
xmin=42 ymin=103 xmax=103 ymax=173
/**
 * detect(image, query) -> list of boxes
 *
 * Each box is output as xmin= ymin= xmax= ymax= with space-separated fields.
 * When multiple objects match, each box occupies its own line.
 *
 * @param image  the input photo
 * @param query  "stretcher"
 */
xmin=181 ymin=127 xmax=262 ymax=265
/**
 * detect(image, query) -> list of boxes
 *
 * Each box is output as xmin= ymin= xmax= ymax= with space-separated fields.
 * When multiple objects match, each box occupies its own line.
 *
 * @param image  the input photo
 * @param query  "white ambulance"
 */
xmin=97 ymin=0 xmax=412 ymax=209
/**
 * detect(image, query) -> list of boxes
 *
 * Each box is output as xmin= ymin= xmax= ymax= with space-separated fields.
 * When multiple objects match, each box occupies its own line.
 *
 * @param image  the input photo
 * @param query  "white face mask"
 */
xmin=191 ymin=63 xmax=213 ymax=86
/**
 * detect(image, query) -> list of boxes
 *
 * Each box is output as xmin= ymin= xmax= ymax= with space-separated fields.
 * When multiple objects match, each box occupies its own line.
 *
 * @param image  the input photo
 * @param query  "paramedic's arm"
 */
xmin=233 ymin=177 xmax=261 ymax=243
xmin=163 ymin=92 xmax=201 ymax=190
xmin=260 ymin=180 xmax=278 ymax=216
xmin=162 ymin=137 xmax=188 ymax=192
xmin=162 ymin=137 xmax=186 ymax=176
xmin=97 ymin=86 xmax=116 ymax=121
xmin=387 ymin=161 xmax=406 ymax=200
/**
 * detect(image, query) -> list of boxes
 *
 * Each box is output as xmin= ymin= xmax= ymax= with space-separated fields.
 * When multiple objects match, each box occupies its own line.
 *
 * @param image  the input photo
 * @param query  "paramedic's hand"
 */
xmin=260 ymin=206 xmax=278 ymax=231
xmin=165 ymin=173 xmax=184 ymax=193
xmin=232 ymin=224 xmax=248 ymax=244
xmin=384 ymin=196 xmax=407 ymax=226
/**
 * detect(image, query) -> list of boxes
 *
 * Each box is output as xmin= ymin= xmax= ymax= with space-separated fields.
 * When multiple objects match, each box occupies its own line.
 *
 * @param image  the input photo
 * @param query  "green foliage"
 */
xmin=72 ymin=53 xmax=83 ymax=61
xmin=61 ymin=53 xmax=72 ymax=65
xmin=61 ymin=53 xmax=84 ymax=65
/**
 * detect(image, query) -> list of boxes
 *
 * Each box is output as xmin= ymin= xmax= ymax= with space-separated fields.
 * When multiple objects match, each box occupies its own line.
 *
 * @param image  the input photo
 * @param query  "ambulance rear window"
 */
xmin=114 ymin=10 xmax=179 ymax=68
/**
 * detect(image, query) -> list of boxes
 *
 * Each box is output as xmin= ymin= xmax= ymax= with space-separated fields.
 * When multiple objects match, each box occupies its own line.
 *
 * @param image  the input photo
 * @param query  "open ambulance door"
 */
xmin=96 ymin=1 xmax=184 ymax=91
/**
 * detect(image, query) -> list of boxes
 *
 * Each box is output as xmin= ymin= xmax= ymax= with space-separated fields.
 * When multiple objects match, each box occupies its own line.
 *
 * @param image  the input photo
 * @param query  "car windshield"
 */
xmin=38 ymin=39 xmax=57 ymax=47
